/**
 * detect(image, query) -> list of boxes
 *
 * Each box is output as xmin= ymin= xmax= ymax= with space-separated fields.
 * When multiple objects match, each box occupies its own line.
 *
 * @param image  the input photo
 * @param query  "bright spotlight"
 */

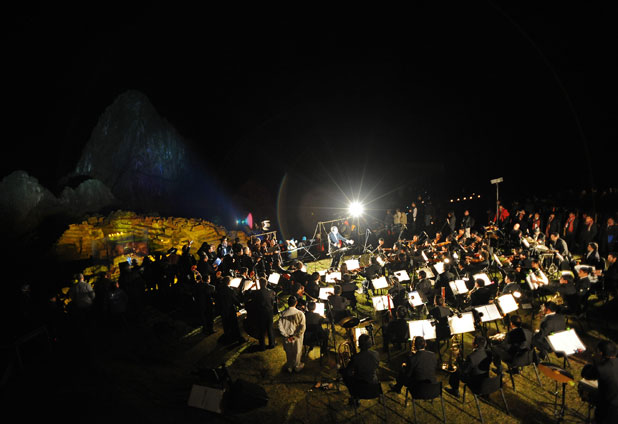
xmin=348 ymin=201 xmax=365 ymax=217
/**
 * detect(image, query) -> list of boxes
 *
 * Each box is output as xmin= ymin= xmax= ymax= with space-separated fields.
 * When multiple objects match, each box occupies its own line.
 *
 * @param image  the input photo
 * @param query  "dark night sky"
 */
xmin=2 ymin=3 xmax=615 ymax=234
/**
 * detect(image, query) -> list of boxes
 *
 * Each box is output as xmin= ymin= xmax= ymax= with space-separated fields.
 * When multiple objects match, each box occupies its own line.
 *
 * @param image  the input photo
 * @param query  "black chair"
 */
xmin=504 ymin=348 xmax=542 ymax=391
xmin=404 ymin=381 xmax=446 ymax=423
xmin=350 ymin=382 xmax=388 ymax=422
xmin=462 ymin=374 xmax=509 ymax=424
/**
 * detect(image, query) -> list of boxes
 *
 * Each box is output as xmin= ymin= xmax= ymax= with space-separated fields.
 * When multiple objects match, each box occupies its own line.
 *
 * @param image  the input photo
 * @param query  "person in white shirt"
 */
xmin=279 ymin=295 xmax=306 ymax=372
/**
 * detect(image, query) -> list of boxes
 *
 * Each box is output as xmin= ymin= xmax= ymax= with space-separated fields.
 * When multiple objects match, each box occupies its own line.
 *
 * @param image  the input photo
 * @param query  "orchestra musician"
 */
xmin=531 ymin=301 xmax=566 ymax=360
xmin=389 ymin=336 xmax=438 ymax=394
xmin=341 ymin=334 xmax=380 ymax=407
xmin=445 ymin=335 xmax=492 ymax=398
xmin=327 ymin=285 xmax=350 ymax=323
xmin=382 ymin=305 xmax=409 ymax=354
xmin=304 ymin=301 xmax=330 ymax=354
xmin=580 ymin=340 xmax=618 ymax=424
xmin=360 ymin=256 xmax=383 ymax=298
xmin=328 ymin=226 xmax=352 ymax=269
xmin=490 ymin=314 xmax=533 ymax=374
xmin=414 ymin=270 xmax=434 ymax=303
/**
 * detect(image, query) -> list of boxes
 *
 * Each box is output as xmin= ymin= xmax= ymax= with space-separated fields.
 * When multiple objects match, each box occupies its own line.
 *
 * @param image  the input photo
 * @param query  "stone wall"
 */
xmin=54 ymin=210 xmax=249 ymax=268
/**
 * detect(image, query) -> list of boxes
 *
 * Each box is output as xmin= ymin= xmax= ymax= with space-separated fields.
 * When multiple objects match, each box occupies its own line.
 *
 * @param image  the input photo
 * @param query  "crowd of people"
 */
xmin=7 ymin=189 xmax=618 ymax=423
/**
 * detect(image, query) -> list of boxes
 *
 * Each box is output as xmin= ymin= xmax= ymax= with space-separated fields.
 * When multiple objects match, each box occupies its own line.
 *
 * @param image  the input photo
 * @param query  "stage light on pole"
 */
xmin=348 ymin=201 xmax=365 ymax=217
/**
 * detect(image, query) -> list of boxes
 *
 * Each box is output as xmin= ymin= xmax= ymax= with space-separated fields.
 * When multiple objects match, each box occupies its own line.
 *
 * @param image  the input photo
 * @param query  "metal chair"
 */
xmin=504 ymin=348 xmax=542 ymax=391
xmin=462 ymin=374 xmax=509 ymax=424
xmin=350 ymin=381 xmax=388 ymax=422
xmin=404 ymin=381 xmax=446 ymax=423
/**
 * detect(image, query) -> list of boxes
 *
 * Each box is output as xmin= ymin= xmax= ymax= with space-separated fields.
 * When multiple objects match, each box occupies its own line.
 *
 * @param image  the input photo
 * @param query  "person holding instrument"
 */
xmin=328 ymin=226 xmax=353 ymax=269
xmin=389 ymin=336 xmax=438 ymax=394
xmin=581 ymin=340 xmax=618 ymax=424
xmin=445 ymin=335 xmax=492 ymax=398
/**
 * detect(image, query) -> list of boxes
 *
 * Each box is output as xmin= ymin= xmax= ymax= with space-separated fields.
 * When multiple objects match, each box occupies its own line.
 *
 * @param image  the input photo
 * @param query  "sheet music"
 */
xmin=547 ymin=329 xmax=586 ymax=356
xmin=449 ymin=280 xmax=469 ymax=295
xmin=372 ymin=276 xmax=389 ymax=289
xmin=422 ymin=251 xmax=429 ymax=262
xmin=448 ymin=312 xmax=476 ymax=334
xmin=473 ymin=273 xmax=492 ymax=286
xmin=408 ymin=319 xmax=436 ymax=340
xmin=497 ymin=294 xmax=519 ymax=314
xmin=474 ymin=304 xmax=502 ymax=322
xmin=229 ymin=277 xmax=242 ymax=288
xmin=242 ymin=280 xmax=258 ymax=291
xmin=319 ymin=287 xmax=335 ymax=300
xmin=434 ymin=262 xmax=445 ymax=275
xmin=355 ymin=327 xmax=369 ymax=348
xmin=345 ymin=259 xmax=360 ymax=271
xmin=314 ymin=302 xmax=326 ymax=317
xmin=408 ymin=291 xmax=425 ymax=307
xmin=325 ymin=272 xmax=341 ymax=283
xmin=394 ymin=270 xmax=410 ymax=282
xmin=372 ymin=295 xmax=392 ymax=311
xmin=418 ymin=267 xmax=434 ymax=279
xmin=318 ymin=269 xmax=327 ymax=276
xmin=268 ymin=273 xmax=280 ymax=284
xmin=376 ymin=256 xmax=386 ymax=266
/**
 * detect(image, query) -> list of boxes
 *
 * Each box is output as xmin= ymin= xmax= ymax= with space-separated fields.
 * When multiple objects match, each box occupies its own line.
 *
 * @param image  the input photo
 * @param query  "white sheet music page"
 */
xmin=229 ymin=277 xmax=242 ymax=288
xmin=434 ymin=262 xmax=445 ymax=275
xmin=474 ymin=304 xmax=502 ymax=322
xmin=394 ymin=270 xmax=410 ymax=282
xmin=408 ymin=319 xmax=437 ymax=340
xmin=497 ymin=294 xmax=519 ymax=314
xmin=319 ymin=287 xmax=335 ymax=300
xmin=372 ymin=295 xmax=392 ymax=311
xmin=345 ymin=259 xmax=360 ymax=271
xmin=408 ymin=291 xmax=424 ymax=307
xmin=326 ymin=272 xmax=341 ymax=283
xmin=314 ymin=302 xmax=326 ymax=317
xmin=449 ymin=280 xmax=468 ymax=295
xmin=448 ymin=312 xmax=476 ymax=334
xmin=473 ymin=273 xmax=492 ymax=286
xmin=268 ymin=273 xmax=280 ymax=284
xmin=372 ymin=276 xmax=389 ymax=289
xmin=547 ymin=329 xmax=586 ymax=356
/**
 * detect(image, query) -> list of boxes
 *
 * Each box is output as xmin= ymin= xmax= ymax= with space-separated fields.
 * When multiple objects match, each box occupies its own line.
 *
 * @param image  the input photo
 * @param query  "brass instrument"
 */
xmin=442 ymin=334 xmax=462 ymax=373
xmin=337 ymin=341 xmax=353 ymax=369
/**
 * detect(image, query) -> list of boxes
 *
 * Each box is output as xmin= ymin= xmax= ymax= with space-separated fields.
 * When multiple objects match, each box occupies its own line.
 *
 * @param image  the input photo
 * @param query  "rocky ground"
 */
xmin=2 ymin=256 xmax=617 ymax=423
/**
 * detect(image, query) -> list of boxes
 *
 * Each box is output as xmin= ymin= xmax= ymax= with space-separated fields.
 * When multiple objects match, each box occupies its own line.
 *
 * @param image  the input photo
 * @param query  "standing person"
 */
xmin=67 ymin=273 xmax=95 ymax=323
xmin=278 ymin=296 xmax=306 ymax=373
xmin=563 ymin=212 xmax=579 ymax=252
xmin=193 ymin=272 xmax=216 ymax=335
xmin=461 ymin=210 xmax=475 ymax=239
xmin=579 ymin=215 xmax=599 ymax=255
xmin=408 ymin=202 xmax=419 ymax=236
xmin=255 ymin=277 xmax=276 ymax=350
xmin=216 ymin=276 xmax=246 ymax=345
xmin=327 ymin=226 xmax=351 ymax=269
xmin=446 ymin=210 xmax=457 ymax=236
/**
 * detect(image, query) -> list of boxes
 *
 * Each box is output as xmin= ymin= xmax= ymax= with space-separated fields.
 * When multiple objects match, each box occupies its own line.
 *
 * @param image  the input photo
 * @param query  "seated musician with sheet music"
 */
xmin=382 ymin=305 xmax=409 ymax=354
xmin=328 ymin=285 xmax=351 ymax=323
xmin=491 ymin=314 xmax=533 ymax=374
xmin=468 ymin=278 xmax=492 ymax=307
xmin=389 ymin=336 xmax=438 ymax=394
xmin=340 ymin=273 xmax=359 ymax=310
xmin=532 ymin=301 xmax=566 ymax=360
xmin=430 ymin=296 xmax=453 ymax=342
xmin=341 ymin=334 xmax=380 ymax=406
xmin=414 ymin=270 xmax=434 ymax=303
xmin=304 ymin=301 xmax=330 ymax=353
xmin=581 ymin=340 xmax=618 ymax=424
xmin=304 ymin=272 xmax=321 ymax=302
xmin=445 ymin=335 xmax=492 ymax=398
xmin=360 ymin=256 xmax=383 ymax=297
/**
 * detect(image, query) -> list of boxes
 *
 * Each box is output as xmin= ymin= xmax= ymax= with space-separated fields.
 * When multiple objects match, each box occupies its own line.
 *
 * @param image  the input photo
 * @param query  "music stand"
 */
xmin=372 ymin=276 xmax=389 ymax=291
xmin=319 ymin=287 xmax=335 ymax=301
xmin=325 ymin=272 xmax=341 ymax=283
xmin=408 ymin=319 xmax=437 ymax=341
xmin=449 ymin=280 xmax=469 ymax=295
xmin=267 ymin=273 xmax=280 ymax=285
xmin=393 ymin=270 xmax=410 ymax=283
xmin=496 ymin=294 xmax=519 ymax=315
xmin=473 ymin=273 xmax=492 ymax=287
xmin=448 ymin=312 xmax=476 ymax=358
xmin=538 ymin=362 xmax=574 ymax=423
xmin=345 ymin=258 xmax=361 ymax=271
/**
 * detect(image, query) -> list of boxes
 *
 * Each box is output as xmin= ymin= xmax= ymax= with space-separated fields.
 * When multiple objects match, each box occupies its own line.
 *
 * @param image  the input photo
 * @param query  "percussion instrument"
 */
xmin=577 ymin=378 xmax=598 ymax=404
xmin=538 ymin=362 xmax=574 ymax=422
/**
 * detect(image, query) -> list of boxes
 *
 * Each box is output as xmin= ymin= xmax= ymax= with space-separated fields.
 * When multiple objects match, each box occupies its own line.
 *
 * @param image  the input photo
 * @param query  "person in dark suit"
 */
xmin=501 ymin=272 xmax=521 ymax=295
xmin=491 ymin=314 xmax=533 ymax=373
xmin=340 ymin=273 xmax=359 ymax=310
xmin=328 ymin=285 xmax=350 ymax=323
xmin=383 ymin=306 xmax=409 ymax=354
xmin=254 ymin=277 xmax=276 ymax=350
xmin=469 ymin=278 xmax=492 ymax=307
xmin=304 ymin=301 xmax=329 ymax=353
xmin=430 ymin=296 xmax=453 ymax=342
xmin=342 ymin=334 xmax=380 ymax=406
xmin=216 ymin=276 xmax=246 ymax=345
xmin=581 ymin=340 xmax=618 ymax=424
xmin=304 ymin=272 xmax=321 ymax=301
xmin=389 ymin=336 xmax=438 ymax=393
xmin=583 ymin=242 xmax=603 ymax=270
xmin=414 ymin=270 xmax=433 ymax=302
xmin=445 ymin=335 xmax=492 ymax=397
xmin=291 ymin=261 xmax=308 ymax=287
xmin=532 ymin=301 xmax=566 ymax=359
xmin=193 ymin=272 xmax=216 ymax=335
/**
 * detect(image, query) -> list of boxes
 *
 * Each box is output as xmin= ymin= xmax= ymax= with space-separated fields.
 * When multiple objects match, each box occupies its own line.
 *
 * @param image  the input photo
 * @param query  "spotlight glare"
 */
xmin=348 ymin=201 xmax=365 ymax=217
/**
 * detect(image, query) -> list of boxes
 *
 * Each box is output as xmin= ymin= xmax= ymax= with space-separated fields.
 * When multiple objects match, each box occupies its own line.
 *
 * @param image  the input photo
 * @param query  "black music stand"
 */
xmin=538 ymin=362 xmax=574 ymax=423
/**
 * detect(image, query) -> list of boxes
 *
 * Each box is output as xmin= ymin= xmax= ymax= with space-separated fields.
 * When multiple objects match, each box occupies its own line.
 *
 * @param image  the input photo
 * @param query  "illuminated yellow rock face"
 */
xmin=54 ymin=210 xmax=249 ymax=268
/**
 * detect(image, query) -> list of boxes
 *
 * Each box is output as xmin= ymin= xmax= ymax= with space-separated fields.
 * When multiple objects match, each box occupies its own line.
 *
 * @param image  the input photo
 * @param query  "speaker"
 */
xmin=226 ymin=379 xmax=268 ymax=412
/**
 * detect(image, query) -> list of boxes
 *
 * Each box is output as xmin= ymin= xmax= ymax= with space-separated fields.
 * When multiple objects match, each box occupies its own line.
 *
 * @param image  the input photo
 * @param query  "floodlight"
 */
xmin=348 ymin=201 xmax=364 ymax=217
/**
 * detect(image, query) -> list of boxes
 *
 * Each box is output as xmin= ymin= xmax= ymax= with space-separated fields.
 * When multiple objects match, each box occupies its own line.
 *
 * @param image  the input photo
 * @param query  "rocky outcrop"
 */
xmin=73 ymin=90 xmax=189 ymax=213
